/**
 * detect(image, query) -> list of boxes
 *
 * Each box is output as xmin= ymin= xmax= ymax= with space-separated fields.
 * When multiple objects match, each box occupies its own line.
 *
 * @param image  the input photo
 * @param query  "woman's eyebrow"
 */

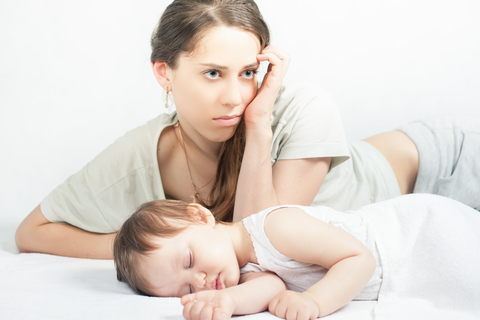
xmin=244 ymin=62 xmax=260 ymax=69
xmin=199 ymin=62 xmax=259 ymax=69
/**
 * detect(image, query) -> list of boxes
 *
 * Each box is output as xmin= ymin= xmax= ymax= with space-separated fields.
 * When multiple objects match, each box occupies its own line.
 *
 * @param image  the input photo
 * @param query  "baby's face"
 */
xmin=139 ymin=222 xmax=241 ymax=297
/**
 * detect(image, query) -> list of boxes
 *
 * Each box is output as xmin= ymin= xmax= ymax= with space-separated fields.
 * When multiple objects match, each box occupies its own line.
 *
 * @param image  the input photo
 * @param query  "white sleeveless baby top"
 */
xmin=240 ymin=205 xmax=383 ymax=300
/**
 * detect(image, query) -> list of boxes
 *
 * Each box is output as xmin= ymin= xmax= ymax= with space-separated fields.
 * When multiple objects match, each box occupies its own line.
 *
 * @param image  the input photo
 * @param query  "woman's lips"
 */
xmin=213 ymin=115 xmax=242 ymax=126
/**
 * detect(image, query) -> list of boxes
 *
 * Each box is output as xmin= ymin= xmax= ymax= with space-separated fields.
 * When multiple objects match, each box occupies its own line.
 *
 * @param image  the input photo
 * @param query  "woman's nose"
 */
xmin=221 ymin=79 xmax=242 ymax=107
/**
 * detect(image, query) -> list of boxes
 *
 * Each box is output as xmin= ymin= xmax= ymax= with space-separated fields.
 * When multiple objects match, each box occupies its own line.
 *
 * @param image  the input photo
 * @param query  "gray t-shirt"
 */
xmin=41 ymin=83 xmax=399 ymax=233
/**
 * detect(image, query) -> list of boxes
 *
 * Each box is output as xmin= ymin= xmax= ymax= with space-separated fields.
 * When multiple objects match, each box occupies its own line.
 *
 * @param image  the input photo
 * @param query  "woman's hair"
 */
xmin=151 ymin=0 xmax=270 ymax=222
xmin=113 ymin=200 xmax=199 ymax=296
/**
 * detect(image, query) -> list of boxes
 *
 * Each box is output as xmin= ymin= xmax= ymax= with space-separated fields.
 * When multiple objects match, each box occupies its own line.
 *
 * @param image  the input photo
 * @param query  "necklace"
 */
xmin=174 ymin=122 xmax=215 ymax=197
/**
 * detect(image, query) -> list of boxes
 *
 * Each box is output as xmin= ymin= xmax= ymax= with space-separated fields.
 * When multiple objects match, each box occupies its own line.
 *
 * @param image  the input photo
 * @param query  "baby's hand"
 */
xmin=268 ymin=290 xmax=320 ymax=320
xmin=181 ymin=290 xmax=235 ymax=320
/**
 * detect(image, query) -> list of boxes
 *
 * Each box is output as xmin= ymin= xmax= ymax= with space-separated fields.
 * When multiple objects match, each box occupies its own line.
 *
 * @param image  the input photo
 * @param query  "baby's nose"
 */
xmin=193 ymin=271 xmax=207 ymax=289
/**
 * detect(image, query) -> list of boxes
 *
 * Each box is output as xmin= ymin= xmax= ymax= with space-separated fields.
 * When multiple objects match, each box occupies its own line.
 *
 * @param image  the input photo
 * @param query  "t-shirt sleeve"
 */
xmin=240 ymin=262 xmax=266 ymax=274
xmin=270 ymin=83 xmax=350 ymax=169
xmin=40 ymin=115 xmax=171 ymax=233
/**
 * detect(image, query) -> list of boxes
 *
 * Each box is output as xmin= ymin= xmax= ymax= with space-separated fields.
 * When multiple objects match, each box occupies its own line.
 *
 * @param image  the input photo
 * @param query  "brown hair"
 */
xmin=113 ymin=199 xmax=199 ymax=296
xmin=151 ymin=0 xmax=270 ymax=222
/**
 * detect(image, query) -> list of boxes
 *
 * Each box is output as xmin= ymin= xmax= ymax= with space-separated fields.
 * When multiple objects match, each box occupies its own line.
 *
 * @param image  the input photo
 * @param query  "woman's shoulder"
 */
xmin=275 ymin=82 xmax=336 ymax=107
xmin=277 ymin=81 xmax=332 ymax=99
xmin=269 ymin=82 xmax=349 ymax=164
xmin=272 ymin=82 xmax=339 ymax=124
xmin=118 ymin=112 xmax=177 ymax=145
xmin=87 ymin=113 xmax=175 ymax=170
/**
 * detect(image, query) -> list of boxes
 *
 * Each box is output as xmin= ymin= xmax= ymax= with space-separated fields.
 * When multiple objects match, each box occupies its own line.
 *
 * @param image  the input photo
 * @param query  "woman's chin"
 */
xmin=209 ymin=127 xmax=238 ymax=143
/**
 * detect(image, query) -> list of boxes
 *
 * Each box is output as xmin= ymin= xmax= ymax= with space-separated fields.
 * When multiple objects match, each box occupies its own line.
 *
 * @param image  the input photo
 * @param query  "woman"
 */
xmin=15 ymin=0 xmax=479 ymax=259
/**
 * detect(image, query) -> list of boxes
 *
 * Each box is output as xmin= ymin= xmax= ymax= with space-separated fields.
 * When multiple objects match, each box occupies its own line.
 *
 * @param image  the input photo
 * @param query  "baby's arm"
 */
xmin=181 ymin=271 xmax=286 ymax=320
xmin=265 ymin=207 xmax=376 ymax=318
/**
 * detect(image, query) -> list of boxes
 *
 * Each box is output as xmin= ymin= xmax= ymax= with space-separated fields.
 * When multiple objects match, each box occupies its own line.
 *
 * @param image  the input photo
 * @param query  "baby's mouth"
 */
xmin=211 ymin=275 xmax=223 ymax=290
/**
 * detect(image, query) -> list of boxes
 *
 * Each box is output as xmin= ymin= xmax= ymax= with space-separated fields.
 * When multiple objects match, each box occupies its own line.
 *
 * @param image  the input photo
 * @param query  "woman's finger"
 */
xmin=262 ymin=45 xmax=290 ymax=61
xmin=257 ymin=52 xmax=283 ymax=66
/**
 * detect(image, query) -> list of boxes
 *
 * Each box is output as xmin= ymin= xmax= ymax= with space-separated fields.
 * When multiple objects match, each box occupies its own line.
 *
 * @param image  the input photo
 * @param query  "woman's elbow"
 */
xmin=15 ymin=218 xmax=37 ymax=253
xmin=15 ymin=222 xmax=31 ymax=253
xmin=15 ymin=205 xmax=48 ymax=253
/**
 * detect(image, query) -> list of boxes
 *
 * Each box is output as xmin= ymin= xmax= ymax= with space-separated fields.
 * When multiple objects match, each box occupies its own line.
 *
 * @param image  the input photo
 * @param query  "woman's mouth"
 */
xmin=213 ymin=115 xmax=242 ymax=126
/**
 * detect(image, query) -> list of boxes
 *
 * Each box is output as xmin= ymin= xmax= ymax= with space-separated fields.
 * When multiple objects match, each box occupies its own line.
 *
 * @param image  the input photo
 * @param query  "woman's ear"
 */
xmin=186 ymin=204 xmax=216 ymax=227
xmin=152 ymin=61 xmax=172 ymax=91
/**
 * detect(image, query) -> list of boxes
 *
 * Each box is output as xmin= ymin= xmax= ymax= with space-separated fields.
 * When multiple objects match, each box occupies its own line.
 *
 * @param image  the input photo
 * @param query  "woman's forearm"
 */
xmin=233 ymin=124 xmax=277 ymax=221
xmin=233 ymin=45 xmax=292 ymax=221
xmin=16 ymin=205 xmax=115 ymax=259
xmin=233 ymin=122 xmax=331 ymax=221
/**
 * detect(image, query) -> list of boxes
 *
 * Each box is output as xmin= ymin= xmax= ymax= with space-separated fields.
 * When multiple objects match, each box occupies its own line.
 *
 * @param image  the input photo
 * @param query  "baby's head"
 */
xmin=113 ymin=199 xmax=240 ymax=297
xmin=114 ymin=200 xmax=203 ymax=295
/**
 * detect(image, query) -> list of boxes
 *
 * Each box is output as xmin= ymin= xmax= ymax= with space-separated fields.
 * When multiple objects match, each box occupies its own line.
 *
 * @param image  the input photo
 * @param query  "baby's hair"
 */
xmin=113 ymin=199 xmax=200 ymax=296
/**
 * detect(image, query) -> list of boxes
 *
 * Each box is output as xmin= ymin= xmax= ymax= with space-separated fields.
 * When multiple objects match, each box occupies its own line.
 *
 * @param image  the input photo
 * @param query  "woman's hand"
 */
xmin=243 ymin=45 xmax=290 ymax=128
xmin=268 ymin=290 xmax=320 ymax=320
xmin=181 ymin=290 xmax=236 ymax=320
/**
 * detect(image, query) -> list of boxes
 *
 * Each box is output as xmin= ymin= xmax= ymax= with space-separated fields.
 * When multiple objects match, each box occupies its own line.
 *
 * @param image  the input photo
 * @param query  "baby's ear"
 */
xmin=186 ymin=204 xmax=215 ymax=227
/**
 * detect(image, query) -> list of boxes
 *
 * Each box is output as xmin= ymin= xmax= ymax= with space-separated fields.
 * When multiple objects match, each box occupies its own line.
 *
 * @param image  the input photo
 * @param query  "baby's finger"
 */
xmin=285 ymin=307 xmax=298 ymax=320
xmin=199 ymin=303 xmax=214 ymax=320
xmin=213 ymin=308 xmax=230 ymax=320
xmin=296 ymin=307 xmax=310 ymax=320
xmin=181 ymin=293 xmax=196 ymax=306
xmin=182 ymin=301 xmax=195 ymax=320
xmin=190 ymin=300 xmax=208 ymax=320
xmin=273 ymin=301 xmax=288 ymax=319
xmin=268 ymin=296 xmax=278 ymax=314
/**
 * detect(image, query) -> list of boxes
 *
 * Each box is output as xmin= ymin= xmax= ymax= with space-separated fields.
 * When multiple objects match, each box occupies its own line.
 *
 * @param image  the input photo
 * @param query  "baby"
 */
xmin=113 ymin=195 xmax=480 ymax=320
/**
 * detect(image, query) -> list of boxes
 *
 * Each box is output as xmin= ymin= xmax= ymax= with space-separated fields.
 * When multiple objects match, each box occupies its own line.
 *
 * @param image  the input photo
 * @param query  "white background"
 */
xmin=1 ymin=0 xmax=480 ymax=227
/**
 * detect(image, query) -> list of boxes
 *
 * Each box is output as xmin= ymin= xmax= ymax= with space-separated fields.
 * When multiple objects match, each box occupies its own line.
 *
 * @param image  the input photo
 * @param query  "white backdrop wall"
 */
xmin=1 ymin=0 xmax=479 ymax=227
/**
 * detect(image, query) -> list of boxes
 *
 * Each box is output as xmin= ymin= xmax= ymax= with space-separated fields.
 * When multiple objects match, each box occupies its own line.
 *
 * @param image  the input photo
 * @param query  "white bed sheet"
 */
xmin=0 ymin=225 xmax=376 ymax=320
xmin=2 ymin=194 xmax=479 ymax=320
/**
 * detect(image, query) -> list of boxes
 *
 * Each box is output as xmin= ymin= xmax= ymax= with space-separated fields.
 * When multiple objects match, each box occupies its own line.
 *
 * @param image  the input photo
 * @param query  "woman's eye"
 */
xmin=204 ymin=70 xmax=220 ymax=79
xmin=242 ymin=69 xmax=257 ymax=79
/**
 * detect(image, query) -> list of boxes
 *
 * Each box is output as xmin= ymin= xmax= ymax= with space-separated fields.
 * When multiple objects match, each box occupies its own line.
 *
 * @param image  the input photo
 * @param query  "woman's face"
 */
xmin=167 ymin=26 xmax=261 ymax=143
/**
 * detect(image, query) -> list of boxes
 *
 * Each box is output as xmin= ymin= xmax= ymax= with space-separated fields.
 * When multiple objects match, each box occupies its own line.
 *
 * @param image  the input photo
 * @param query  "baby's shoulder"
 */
xmin=264 ymin=206 xmax=311 ymax=237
